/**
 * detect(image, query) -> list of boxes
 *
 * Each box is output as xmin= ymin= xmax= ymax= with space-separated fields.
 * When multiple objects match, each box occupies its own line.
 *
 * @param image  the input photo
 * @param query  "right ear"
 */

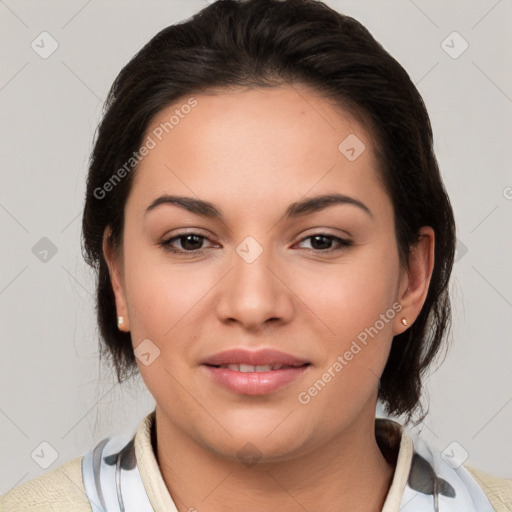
xmin=102 ymin=226 xmax=130 ymax=332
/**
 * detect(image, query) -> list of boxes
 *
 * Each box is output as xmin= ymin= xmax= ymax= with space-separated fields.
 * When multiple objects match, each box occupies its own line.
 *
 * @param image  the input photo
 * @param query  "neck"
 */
xmin=152 ymin=406 xmax=396 ymax=512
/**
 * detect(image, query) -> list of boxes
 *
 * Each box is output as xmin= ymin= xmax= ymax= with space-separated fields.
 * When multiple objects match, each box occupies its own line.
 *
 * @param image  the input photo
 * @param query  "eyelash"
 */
xmin=160 ymin=232 xmax=353 ymax=255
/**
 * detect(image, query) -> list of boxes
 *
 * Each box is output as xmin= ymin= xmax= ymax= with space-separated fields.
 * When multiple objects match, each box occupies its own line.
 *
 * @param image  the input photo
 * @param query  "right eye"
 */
xmin=160 ymin=233 xmax=216 ymax=254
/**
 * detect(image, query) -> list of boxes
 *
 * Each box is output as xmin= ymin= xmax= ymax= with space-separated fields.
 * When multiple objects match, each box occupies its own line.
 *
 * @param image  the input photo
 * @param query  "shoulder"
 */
xmin=0 ymin=456 xmax=91 ymax=512
xmin=465 ymin=464 xmax=512 ymax=512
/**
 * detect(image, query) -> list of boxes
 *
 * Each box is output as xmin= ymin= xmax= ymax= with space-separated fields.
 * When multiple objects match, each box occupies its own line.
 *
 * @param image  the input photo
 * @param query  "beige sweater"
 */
xmin=2 ymin=412 xmax=511 ymax=511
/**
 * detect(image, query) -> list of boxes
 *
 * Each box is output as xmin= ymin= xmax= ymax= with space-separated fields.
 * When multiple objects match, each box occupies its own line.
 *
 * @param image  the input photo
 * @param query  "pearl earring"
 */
xmin=401 ymin=317 xmax=408 ymax=326
xmin=117 ymin=316 xmax=124 ymax=329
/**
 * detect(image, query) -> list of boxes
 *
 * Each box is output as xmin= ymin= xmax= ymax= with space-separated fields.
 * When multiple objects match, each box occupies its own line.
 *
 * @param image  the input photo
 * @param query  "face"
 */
xmin=105 ymin=84 xmax=431 ymax=462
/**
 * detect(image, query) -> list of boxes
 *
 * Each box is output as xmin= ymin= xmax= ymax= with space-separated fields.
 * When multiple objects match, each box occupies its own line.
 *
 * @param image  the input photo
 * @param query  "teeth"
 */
xmin=219 ymin=363 xmax=288 ymax=372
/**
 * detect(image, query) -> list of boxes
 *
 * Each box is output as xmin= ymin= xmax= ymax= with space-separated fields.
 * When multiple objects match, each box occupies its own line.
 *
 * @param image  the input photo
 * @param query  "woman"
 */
xmin=2 ymin=0 xmax=510 ymax=510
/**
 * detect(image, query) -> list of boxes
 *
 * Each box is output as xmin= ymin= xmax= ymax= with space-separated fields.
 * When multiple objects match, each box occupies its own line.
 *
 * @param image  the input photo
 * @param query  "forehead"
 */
xmin=128 ymin=84 xmax=385 ymax=218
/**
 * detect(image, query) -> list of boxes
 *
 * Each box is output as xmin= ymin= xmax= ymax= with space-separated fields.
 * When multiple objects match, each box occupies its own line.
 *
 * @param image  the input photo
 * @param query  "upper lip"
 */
xmin=201 ymin=348 xmax=310 ymax=367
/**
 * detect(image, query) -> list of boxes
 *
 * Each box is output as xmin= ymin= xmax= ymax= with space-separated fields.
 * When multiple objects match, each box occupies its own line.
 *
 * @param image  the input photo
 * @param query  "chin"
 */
xmin=199 ymin=413 xmax=312 ymax=461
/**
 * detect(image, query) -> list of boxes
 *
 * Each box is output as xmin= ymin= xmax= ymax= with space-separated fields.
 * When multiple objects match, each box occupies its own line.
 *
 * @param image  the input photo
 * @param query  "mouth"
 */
xmin=204 ymin=362 xmax=309 ymax=372
xmin=200 ymin=348 xmax=311 ymax=395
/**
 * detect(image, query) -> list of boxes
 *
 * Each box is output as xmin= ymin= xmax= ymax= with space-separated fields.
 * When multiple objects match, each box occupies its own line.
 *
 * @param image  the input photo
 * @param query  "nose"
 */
xmin=215 ymin=240 xmax=294 ymax=330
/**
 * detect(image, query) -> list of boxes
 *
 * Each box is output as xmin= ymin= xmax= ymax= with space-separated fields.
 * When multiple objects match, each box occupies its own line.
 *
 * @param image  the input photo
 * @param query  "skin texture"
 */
xmin=103 ymin=84 xmax=435 ymax=512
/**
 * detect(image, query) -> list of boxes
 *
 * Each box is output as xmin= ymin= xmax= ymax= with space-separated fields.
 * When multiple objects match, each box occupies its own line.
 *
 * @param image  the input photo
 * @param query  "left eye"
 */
xmin=296 ymin=234 xmax=352 ymax=252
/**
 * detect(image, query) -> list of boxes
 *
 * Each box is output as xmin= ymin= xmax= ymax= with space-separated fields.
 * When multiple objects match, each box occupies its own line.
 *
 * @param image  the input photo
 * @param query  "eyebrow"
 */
xmin=144 ymin=193 xmax=373 ymax=221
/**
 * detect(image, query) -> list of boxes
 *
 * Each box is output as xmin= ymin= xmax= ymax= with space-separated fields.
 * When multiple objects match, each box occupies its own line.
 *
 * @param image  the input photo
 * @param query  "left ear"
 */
xmin=394 ymin=226 xmax=435 ymax=335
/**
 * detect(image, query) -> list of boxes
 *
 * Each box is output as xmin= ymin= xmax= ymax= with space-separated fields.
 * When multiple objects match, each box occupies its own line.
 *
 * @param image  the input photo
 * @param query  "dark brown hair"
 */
xmin=81 ymin=0 xmax=456 ymax=423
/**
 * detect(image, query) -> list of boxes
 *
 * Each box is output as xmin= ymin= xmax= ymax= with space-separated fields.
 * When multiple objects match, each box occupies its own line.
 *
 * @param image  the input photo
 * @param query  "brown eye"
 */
xmin=161 ymin=233 xmax=212 ymax=253
xmin=297 ymin=234 xmax=352 ymax=252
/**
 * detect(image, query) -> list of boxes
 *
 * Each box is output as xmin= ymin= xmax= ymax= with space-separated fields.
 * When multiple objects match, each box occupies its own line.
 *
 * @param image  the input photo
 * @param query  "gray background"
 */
xmin=1 ymin=0 xmax=511 ymax=493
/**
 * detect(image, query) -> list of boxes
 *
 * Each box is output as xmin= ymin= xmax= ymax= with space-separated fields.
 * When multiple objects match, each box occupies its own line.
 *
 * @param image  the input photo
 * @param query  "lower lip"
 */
xmin=202 ymin=365 xmax=309 ymax=395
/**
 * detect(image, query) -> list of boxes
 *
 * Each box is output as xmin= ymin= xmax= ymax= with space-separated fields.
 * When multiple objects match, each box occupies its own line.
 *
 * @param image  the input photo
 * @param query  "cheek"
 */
xmin=125 ymin=260 xmax=207 ymax=340
xmin=122 ymin=238 xmax=219 ymax=366
xmin=294 ymin=249 xmax=400 ymax=342
xmin=122 ymin=253 xmax=207 ymax=406
xmin=292 ymin=248 xmax=400 ymax=407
